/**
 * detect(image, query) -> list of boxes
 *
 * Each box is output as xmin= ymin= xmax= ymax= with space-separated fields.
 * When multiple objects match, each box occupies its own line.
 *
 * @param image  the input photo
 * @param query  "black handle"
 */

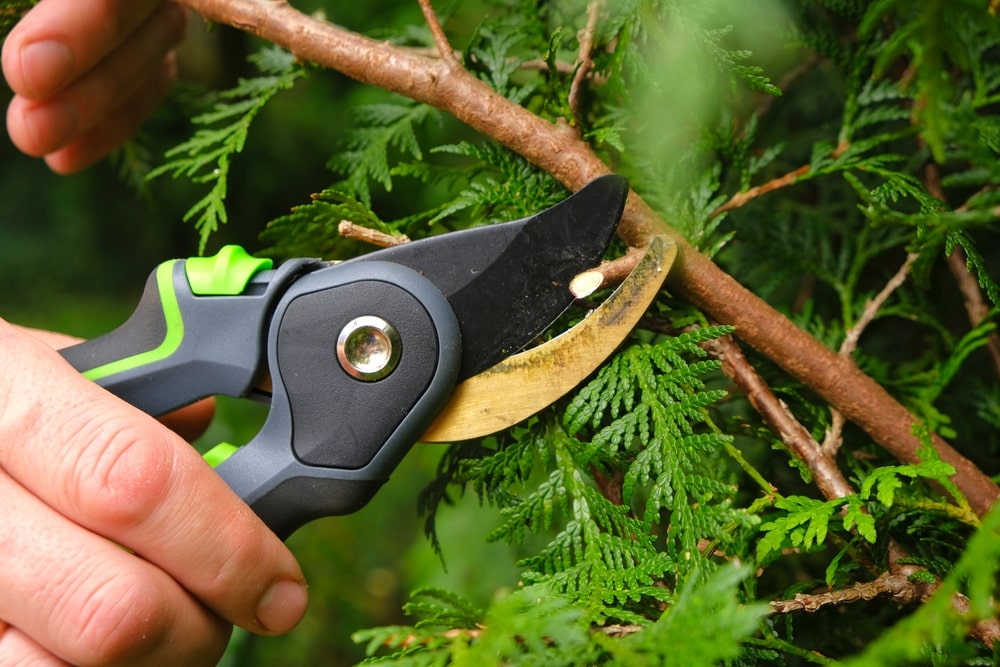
xmin=212 ymin=260 xmax=462 ymax=538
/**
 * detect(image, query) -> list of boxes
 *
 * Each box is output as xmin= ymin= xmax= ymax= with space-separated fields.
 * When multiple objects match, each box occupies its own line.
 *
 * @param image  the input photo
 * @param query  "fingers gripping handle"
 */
xmin=213 ymin=261 xmax=462 ymax=539
xmin=62 ymin=248 xmax=461 ymax=538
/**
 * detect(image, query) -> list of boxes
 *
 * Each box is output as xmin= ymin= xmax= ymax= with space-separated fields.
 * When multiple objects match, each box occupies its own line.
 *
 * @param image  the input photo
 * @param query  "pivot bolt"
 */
xmin=337 ymin=316 xmax=401 ymax=381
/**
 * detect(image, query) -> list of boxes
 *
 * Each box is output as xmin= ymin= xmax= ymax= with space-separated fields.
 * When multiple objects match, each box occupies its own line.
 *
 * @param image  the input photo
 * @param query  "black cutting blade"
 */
xmin=349 ymin=174 xmax=628 ymax=380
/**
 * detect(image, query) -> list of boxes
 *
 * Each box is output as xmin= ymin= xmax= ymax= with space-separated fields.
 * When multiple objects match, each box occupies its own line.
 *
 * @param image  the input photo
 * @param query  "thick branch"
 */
xmin=178 ymin=0 xmax=998 ymax=515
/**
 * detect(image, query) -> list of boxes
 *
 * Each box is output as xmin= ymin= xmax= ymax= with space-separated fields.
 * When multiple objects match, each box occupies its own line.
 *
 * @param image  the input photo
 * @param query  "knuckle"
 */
xmin=69 ymin=415 xmax=176 ymax=532
xmin=0 ymin=327 xmax=55 ymax=440
xmin=70 ymin=574 xmax=168 ymax=665
xmin=196 ymin=533 xmax=260 ymax=602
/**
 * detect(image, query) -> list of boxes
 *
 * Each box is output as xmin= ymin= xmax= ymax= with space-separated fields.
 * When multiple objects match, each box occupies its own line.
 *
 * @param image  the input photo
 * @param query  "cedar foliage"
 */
xmin=6 ymin=0 xmax=999 ymax=664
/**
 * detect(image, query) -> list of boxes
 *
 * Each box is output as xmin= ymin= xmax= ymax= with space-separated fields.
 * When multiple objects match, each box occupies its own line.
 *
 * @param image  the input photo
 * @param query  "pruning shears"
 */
xmin=60 ymin=175 xmax=676 ymax=539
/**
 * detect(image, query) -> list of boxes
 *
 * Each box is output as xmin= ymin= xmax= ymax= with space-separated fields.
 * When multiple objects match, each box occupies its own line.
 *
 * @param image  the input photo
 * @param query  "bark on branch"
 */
xmin=177 ymin=0 xmax=998 ymax=515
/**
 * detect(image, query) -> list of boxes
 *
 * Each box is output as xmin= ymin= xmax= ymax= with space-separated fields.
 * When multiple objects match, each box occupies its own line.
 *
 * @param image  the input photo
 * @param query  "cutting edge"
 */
xmin=420 ymin=235 xmax=676 ymax=443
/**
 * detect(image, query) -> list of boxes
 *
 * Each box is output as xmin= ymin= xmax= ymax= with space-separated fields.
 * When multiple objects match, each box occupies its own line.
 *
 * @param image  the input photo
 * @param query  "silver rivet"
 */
xmin=337 ymin=316 xmax=401 ymax=381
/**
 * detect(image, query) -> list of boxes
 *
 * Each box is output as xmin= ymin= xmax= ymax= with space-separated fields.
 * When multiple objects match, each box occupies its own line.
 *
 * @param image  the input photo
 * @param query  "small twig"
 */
xmin=947 ymin=246 xmax=1000 ymax=379
xmin=417 ymin=0 xmax=458 ymax=67
xmin=839 ymin=252 xmax=918 ymax=359
xmin=521 ymin=58 xmax=576 ymax=76
xmin=569 ymin=1 xmax=602 ymax=123
xmin=822 ymin=252 xmax=916 ymax=454
xmin=709 ymin=142 xmax=849 ymax=219
xmin=703 ymin=333 xmax=856 ymax=501
xmin=601 ymin=624 xmax=643 ymax=638
xmin=770 ymin=571 xmax=936 ymax=614
xmin=771 ymin=570 xmax=1000 ymax=647
xmin=819 ymin=409 xmax=845 ymax=459
xmin=384 ymin=627 xmax=483 ymax=650
xmin=338 ymin=220 xmax=411 ymax=248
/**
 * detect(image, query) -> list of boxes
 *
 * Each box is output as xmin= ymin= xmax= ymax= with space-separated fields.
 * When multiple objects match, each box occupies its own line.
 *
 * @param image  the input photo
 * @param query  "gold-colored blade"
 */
xmin=420 ymin=236 xmax=676 ymax=443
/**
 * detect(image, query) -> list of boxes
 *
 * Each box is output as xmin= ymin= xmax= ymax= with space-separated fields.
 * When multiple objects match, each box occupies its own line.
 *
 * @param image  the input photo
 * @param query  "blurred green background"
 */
xmin=0 ymin=2 xmax=523 ymax=664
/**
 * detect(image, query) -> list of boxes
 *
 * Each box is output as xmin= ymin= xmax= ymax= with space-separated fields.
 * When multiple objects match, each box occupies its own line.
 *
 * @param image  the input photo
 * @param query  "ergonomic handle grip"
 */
xmin=60 ymin=247 xmax=313 ymax=416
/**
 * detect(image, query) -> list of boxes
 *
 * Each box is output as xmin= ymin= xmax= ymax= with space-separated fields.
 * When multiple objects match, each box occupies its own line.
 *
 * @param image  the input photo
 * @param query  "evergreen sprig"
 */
xmin=259 ymin=187 xmax=396 ymax=260
xmin=326 ymin=98 xmax=441 ymax=209
xmin=354 ymin=567 xmax=768 ymax=666
xmin=148 ymin=46 xmax=306 ymax=252
xmin=565 ymin=326 xmax=755 ymax=562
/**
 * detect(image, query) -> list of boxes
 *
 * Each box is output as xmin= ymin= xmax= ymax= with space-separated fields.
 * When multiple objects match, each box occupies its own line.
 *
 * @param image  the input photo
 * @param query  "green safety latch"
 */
xmin=186 ymin=245 xmax=274 ymax=296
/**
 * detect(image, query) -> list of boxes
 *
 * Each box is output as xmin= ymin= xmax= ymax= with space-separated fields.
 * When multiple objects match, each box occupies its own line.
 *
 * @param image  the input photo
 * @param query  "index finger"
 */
xmin=0 ymin=322 xmax=308 ymax=636
xmin=2 ymin=0 xmax=166 ymax=99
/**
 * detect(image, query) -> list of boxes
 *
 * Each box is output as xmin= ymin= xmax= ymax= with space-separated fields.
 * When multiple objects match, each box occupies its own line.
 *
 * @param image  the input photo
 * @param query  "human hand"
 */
xmin=2 ymin=0 xmax=187 ymax=173
xmin=0 ymin=320 xmax=308 ymax=666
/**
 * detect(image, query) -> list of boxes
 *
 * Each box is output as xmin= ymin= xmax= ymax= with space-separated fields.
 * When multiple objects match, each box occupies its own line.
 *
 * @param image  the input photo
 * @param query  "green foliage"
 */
xmin=353 ymin=566 xmax=768 ymax=666
xmin=148 ymin=46 xmax=307 ymax=252
xmin=564 ymin=327 xmax=753 ymax=552
xmin=326 ymin=99 xmax=442 ymax=210
xmin=419 ymin=327 xmax=752 ymax=626
xmin=620 ymin=564 xmax=770 ymax=666
xmin=0 ymin=0 xmax=34 ymax=35
xmin=129 ymin=0 xmax=1000 ymax=664
xmin=859 ymin=0 xmax=1000 ymax=162
xmin=757 ymin=494 xmax=876 ymax=563
xmin=845 ymin=504 xmax=1000 ymax=666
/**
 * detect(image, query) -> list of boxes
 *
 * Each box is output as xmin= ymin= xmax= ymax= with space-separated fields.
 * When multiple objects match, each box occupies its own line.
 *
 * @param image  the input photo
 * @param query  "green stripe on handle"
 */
xmin=82 ymin=261 xmax=185 ymax=381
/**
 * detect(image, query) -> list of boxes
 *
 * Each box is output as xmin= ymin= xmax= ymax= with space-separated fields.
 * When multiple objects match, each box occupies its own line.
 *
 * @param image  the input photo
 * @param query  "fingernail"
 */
xmin=256 ymin=579 xmax=308 ymax=633
xmin=20 ymin=40 xmax=74 ymax=98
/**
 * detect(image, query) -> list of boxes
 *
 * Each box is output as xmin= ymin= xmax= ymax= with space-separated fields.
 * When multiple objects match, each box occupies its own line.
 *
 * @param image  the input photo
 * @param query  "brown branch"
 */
xmin=708 ymin=334 xmax=1000 ymax=647
xmin=770 ymin=571 xmax=935 ymax=614
xmin=715 ymin=336 xmax=994 ymax=634
xmin=177 ymin=0 xmax=999 ymax=515
xmin=771 ymin=571 xmax=1000 ymax=647
xmin=924 ymin=167 xmax=1000 ymax=379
